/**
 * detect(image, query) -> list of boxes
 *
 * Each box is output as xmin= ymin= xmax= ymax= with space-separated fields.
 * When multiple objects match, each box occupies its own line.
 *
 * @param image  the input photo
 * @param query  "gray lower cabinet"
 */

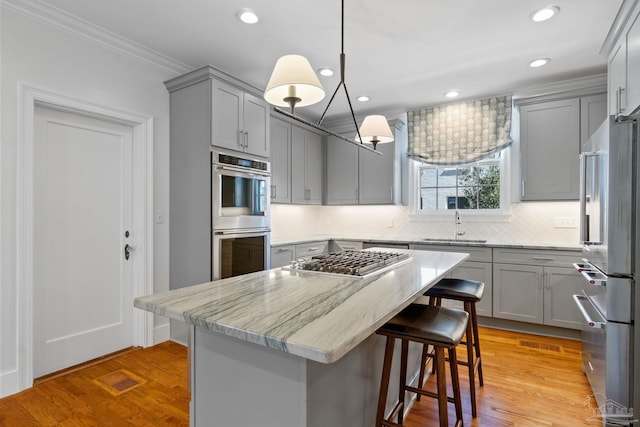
xmin=492 ymin=248 xmax=583 ymax=329
xmin=409 ymin=244 xmax=493 ymax=316
xmin=270 ymin=244 xmax=295 ymax=268
xmin=493 ymin=263 xmax=544 ymax=324
xmin=270 ymin=241 xmax=329 ymax=268
xmin=292 ymin=126 xmax=323 ymax=204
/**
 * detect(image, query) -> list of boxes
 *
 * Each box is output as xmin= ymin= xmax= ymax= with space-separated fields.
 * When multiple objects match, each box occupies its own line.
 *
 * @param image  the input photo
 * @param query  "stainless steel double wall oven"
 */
xmin=211 ymin=150 xmax=270 ymax=280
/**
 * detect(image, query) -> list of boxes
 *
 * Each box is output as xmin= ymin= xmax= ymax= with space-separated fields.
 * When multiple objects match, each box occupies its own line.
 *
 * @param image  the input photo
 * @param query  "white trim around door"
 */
xmin=16 ymin=83 xmax=154 ymax=392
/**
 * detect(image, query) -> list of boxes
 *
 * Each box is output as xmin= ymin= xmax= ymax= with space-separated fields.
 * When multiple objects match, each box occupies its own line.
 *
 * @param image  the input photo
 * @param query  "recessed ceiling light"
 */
xmin=236 ymin=8 xmax=259 ymax=24
xmin=531 ymin=6 xmax=559 ymax=22
xmin=318 ymin=67 xmax=334 ymax=77
xmin=445 ymin=90 xmax=460 ymax=98
xmin=357 ymin=95 xmax=370 ymax=102
xmin=529 ymin=58 xmax=550 ymax=68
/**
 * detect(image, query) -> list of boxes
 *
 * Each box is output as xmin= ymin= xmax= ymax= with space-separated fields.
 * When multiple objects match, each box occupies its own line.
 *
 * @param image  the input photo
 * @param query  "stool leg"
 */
xmin=434 ymin=346 xmax=448 ymax=427
xmin=448 ymin=347 xmax=464 ymax=426
xmin=398 ymin=340 xmax=409 ymax=425
xmin=416 ymin=344 xmax=429 ymax=402
xmin=470 ymin=302 xmax=484 ymax=386
xmin=464 ymin=301 xmax=477 ymax=418
xmin=376 ymin=336 xmax=395 ymax=427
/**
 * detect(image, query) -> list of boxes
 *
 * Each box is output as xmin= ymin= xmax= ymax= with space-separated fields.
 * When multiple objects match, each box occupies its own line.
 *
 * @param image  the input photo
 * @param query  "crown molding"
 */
xmin=1 ymin=0 xmax=193 ymax=76
xmin=513 ymin=73 xmax=607 ymax=106
xmin=601 ymin=0 xmax=640 ymax=56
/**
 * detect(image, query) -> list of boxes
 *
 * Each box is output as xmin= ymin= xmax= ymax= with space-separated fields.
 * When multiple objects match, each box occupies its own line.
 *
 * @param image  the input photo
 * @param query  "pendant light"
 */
xmin=264 ymin=0 xmax=393 ymax=150
xmin=264 ymin=55 xmax=325 ymax=114
xmin=358 ymin=115 xmax=394 ymax=150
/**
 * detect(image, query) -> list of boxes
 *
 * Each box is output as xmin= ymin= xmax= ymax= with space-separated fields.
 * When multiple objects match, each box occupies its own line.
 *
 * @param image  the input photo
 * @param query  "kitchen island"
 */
xmin=134 ymin=248 xmax=469 ymax=427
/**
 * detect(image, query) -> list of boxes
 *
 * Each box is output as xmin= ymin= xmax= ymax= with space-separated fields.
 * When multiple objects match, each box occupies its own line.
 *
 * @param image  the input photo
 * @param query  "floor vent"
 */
xmin=93 ymin=369 xmax=147 ymax=396
xmin=518 ymin=339 xmax=563 ymax=353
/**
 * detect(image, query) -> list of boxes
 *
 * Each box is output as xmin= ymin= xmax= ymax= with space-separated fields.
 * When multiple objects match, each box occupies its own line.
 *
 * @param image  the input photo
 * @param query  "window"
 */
xmin=416 ymin=153 xmax=503 ymax=212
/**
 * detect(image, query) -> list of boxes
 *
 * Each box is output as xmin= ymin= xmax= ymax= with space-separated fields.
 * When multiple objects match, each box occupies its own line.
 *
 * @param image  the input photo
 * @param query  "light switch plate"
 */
xmin=554 ymin=217 xmax=577 ymax=228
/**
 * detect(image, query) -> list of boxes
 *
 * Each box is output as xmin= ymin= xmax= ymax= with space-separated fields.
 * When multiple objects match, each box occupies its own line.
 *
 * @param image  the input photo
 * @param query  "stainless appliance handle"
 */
xmin=215 ymin=164 xmax=271 ymax=177
xmin=573 ymin=295 xmax=606 ymax=329
xmin=214 ymin=228 xmax=270 ymax=236
xmin=579 ymin=152 xmax=597 ymax=245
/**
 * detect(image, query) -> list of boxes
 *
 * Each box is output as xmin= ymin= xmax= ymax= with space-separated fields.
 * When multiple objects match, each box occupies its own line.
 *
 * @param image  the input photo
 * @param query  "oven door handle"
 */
xmin=215 ymin=164 xmax=271 ymax=177
xmin=214 ymin=228 xmax=270 ymax=236
xmin=573 ymin=294 xmax=606 ymax=329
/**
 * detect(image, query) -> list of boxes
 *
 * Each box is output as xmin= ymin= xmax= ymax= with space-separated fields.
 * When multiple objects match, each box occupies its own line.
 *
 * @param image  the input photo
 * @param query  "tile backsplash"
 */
xmin=271 ymin=202 xmax=580 ymax=246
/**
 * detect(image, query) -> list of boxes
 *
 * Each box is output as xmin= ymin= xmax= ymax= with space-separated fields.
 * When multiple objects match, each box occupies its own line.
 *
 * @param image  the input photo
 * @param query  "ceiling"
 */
xmin=36 ymin=0 xmax=622 ymax=124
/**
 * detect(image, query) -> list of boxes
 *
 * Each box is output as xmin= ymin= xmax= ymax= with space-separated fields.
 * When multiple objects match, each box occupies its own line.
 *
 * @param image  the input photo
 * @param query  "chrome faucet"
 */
xmin=454 ymin=210 xmax=465 ymax=240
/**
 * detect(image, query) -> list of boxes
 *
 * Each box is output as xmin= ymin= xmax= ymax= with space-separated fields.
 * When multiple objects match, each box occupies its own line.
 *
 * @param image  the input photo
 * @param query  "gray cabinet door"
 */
xmin=359 ymin=141 xmax=395 ymax=204
xmin=609 ymin=41 xmax=627 ymax=116
xmin=520 ymin=98 xmax=580 ymax=200
xmin=325 ymin=136 xmax=358 ymax=204
xmin=270 ymin=245 xmax=295 ymax=268
xmin=270 ymin=118 xmax=291 ymax=203
xmin=291 ymin=126 xmax=308 ymax=204
xmin=580 ymin=93 xmax=607 ymax=149
xmin=449 ymin=261 xmax=493 ymax=317
xmin=543 ymin=266 xmax=583 ymax=330
xmin=212 ymin=79 xmax=243 ymax=152
xmin=306 ymin=132 xmax=324 ymax=205
xmin=627 ymin=12 xmax=640 ymax=114
xmin=493 ymin=263 xmax=544 ymax=324
xmin=243 ymin=92 xmax=269 ymax=157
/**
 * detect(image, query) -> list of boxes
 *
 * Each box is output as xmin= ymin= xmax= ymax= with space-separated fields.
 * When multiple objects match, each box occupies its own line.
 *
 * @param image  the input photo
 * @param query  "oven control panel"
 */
xmin=217 ymin=153 xmax=268 ymax=171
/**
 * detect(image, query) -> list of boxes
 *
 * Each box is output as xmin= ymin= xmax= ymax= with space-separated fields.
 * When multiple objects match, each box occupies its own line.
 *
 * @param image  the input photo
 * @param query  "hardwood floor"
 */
xmin=0 ymin=328 xmax=597 ymax=426
xmin=0 ymin=342 xmax=190 ymax=426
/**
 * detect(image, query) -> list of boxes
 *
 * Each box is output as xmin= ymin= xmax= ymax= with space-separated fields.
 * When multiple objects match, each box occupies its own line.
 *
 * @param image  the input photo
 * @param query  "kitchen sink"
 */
xmin=420 ymin=238 xmax=487 ymax=244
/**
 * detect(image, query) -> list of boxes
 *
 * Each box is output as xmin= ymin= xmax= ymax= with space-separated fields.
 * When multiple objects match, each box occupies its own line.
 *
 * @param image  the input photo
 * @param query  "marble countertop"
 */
xmin=270 ymin=235 xmax=581 ymax=251
xmin=135 ymin=248 xmax=469 ymax=364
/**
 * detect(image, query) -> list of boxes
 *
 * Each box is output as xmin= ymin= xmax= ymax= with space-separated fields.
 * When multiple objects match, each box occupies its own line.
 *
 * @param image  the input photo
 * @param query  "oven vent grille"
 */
xmin=518 ymin=340 xmax=563 ymax=353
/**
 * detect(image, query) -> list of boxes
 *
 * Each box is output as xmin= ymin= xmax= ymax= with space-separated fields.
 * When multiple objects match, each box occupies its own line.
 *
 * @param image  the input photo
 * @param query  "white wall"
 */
xmin=0 ymin=5 xmax=180 ymax=396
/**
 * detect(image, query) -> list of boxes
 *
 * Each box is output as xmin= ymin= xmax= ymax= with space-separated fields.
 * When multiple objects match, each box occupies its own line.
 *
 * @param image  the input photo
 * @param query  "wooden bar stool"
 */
xmin=419 ymin=278 xmax=485 ymax=418
xmin=376 ymin=304 xmax=469 ymax=427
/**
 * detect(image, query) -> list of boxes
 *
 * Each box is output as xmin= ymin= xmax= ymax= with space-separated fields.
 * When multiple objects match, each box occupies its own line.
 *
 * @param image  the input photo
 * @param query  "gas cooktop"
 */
xmin=283 ymin=250 xmax=411 ymax=279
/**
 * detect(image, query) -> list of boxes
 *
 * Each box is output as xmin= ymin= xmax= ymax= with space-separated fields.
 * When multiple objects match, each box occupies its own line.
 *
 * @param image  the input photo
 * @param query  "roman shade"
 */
xmin=407 ymin=95 xmax=513 ymax=165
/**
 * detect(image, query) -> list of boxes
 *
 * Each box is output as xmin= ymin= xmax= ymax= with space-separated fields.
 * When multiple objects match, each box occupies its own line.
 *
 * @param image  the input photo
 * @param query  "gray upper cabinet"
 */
xmin=325 ymin=136 xmax=358 ymax=205
xmin=212 ymin=79 xmax=269 ymax=158
xmin=604 ymin=1 xmax=640 ymax=116
xmin=359 ymin=141 xmax=395 ymax=204
xmin=270 ymin=118 xmax=292 ymax=203
xmin=291 ymin=125 xmax=323 ymax=204
xmin=325 ymin=121 xmax=402 ymax=205
xmin=519 ymin=98 xmax=580 ymax=201
xmin=580 ymin=93 xmax=607 ymax=148
xmin=626 ymin=10 xmax=640 ymax=114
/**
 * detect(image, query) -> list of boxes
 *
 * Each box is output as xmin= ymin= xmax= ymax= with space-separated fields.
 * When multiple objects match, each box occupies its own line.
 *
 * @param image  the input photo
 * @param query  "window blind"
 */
xmin=407 ymin=95 xmax=513 ymax=165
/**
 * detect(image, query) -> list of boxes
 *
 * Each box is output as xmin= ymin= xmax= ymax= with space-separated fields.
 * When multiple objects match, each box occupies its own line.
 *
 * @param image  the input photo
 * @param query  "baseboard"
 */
xmin=478 ymin=317 xmax=581 ymax=340
xmin=0 ymin=369 xmax=19 ymax=399
xmin=153 ymin=321 xmax=171 ymax=345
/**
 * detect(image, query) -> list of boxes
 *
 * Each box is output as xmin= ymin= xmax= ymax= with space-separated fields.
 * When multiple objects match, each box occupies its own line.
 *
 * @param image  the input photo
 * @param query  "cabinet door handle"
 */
xmin=532 ymin=256 xmax=555 ymax=261
xmin=238 ymin=130 xmax=244 ymax=148
xmin=307 ymin=247 xmax=319 ymax=251
xmin=617 ymin=86 xmax=625 ymax=115
xmin=244 ymin=131 xmax=249 ymax=148
xmin=521 ymin=180 xmax=525 ymax=198
xmin=276 ymin=248 xmax=291 ymax=253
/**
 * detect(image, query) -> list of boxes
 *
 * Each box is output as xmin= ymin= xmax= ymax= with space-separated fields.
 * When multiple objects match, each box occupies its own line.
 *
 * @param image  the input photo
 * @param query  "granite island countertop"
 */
xmin=134 ymin=248 xmax=469 ymax=364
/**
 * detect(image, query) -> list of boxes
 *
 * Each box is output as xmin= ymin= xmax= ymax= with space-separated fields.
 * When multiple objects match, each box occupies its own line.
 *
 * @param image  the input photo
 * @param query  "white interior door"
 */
xmin=33 ymin=105 xmax=134 ymax=377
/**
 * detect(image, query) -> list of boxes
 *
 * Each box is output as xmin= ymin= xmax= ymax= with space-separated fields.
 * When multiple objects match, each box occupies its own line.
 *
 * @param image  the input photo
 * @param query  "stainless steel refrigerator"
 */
xmin=574 ymin=115 xmax=639 ymax=426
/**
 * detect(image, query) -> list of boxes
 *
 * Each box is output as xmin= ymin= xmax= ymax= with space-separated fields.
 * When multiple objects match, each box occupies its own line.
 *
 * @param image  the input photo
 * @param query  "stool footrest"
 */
xmin=405 ymin=385 xmax=457 ymax=405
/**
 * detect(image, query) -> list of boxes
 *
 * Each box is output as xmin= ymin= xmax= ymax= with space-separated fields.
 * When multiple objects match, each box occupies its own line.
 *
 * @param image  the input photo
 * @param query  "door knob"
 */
xmin=124 ymin=244 xmax=134 ymax=260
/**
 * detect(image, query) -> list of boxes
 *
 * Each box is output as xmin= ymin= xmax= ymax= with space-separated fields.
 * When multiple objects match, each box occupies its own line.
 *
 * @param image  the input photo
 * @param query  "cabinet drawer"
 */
xmin=331 ymin=240 xmax=363 ymax=251
xmin=295 ymin=241 xmax=329 ymax=258
xmin=270 ymin=245 xmax=295 ymax=269
xmin=409 ymin=244 xmax=492 ymax=263
xmin=493 ymin=248 xmax=581 ymax=267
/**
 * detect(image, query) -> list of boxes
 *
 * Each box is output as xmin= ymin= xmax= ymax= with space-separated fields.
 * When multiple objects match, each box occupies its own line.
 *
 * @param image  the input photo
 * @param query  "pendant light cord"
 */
xmin=317 ymin=0 xmax=365 ymax=145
